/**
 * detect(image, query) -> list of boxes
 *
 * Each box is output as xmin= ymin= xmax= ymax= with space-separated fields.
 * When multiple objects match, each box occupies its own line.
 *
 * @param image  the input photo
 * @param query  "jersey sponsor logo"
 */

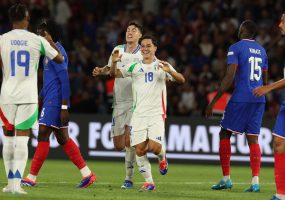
xmin=227 ymin=51 xmax=234 ymax=56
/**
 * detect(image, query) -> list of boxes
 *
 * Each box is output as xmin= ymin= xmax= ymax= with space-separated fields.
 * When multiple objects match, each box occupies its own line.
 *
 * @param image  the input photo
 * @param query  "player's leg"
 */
xmin=54 ymin=128 xmax=96 ymax=188
xmin=22 ymin=125 xmax=52 ymax=186
xmin=271 ymin=110 xmax=285 ymax=200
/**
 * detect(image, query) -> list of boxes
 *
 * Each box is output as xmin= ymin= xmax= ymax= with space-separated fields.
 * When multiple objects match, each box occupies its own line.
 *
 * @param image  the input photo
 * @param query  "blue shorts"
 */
xmin=273 ymin=110 xmax=285 ymax=139
xmin=39 ymin=106 xmax=68 ymax=129
xmin=220 ymin=102 xmax=265 ymax=135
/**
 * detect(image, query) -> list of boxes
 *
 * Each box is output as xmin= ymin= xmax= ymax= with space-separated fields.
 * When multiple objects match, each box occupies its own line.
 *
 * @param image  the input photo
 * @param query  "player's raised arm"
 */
xmin=205 ymin=63 xmax=237 ymax=117
xmin=110 ymin=50 xmax=123 ymax=78
xmin=159 ymin=60 xmax=185 ymax=84
xmin=42 ymin=31 xmax=64 ymax=64
xmin=92 ymin=65 xmax=110 ymax=76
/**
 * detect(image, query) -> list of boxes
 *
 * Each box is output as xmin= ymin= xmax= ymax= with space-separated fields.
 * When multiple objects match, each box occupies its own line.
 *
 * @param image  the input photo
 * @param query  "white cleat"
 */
xmin=2 ymin=185 xmax=11 ymax=193
xmin=12 ymin=187 xmax=28 ymax=195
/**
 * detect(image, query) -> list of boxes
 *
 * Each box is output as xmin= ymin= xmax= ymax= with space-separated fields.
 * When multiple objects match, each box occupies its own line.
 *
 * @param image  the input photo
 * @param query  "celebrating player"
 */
xmin=21 ymin=19 xmax=96 ymax=188
xmin=92 ymin=21 xmax=142 ymax=189
xmin=206 ymin=20 xmax=268 ymax=192
xmin=0 ymin=4 xmax=63 ymax=194
xmin=253 ymin=13 xmax=285 ymax=200
xmin=110 ymin=35 xmax=185 ymax=191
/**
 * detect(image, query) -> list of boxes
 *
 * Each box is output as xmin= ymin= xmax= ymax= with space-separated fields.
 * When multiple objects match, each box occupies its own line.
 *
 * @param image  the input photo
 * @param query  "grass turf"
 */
xmin=0 ymin=159 xmax=275 ymax=200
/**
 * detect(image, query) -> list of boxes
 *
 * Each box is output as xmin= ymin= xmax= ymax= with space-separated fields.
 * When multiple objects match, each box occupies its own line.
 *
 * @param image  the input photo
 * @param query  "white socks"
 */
xmin=157 ymin=148 xmax=166 ymax=162
xmin=136 ymin=155 xmax=154 ymax=184
xmin=80 ymin=166 xmax=92 ymax=177
xmin=27 ymin=173 xmax=37 ymax=182
xmin=3 ymin=136 xmax=29 ymax=191
xmin=251 ymin=176 xmax=259 ymax=185
xmin=125 ymin=147 xmax=135 ymax=181
xmin=276 ymin=194 xmax=285 ymax=200
xmin=223 ymin=176 xmax=230 ymax=182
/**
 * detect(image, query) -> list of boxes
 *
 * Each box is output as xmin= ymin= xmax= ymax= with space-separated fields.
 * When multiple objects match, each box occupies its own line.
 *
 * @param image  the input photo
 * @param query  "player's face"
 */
xmin=125 ymin=25 xmax=142 ymax=43
xmin=278 ymin=14 xmax=285 ymax=36
xmin=141 ymin=39 xmax=157 ymax=59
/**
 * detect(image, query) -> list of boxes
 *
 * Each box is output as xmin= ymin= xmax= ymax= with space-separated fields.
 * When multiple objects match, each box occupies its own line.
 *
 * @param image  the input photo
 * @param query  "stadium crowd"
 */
xmin=0 ymin=0 xmax=284 ymax=117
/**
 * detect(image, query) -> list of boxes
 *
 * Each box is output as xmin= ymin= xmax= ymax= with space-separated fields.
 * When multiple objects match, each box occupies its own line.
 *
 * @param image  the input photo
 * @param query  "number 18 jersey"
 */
xmin=227 ymin=39 xmax=268 ymax=103
xmin=0 ymin=29 xmax=58 ymax=104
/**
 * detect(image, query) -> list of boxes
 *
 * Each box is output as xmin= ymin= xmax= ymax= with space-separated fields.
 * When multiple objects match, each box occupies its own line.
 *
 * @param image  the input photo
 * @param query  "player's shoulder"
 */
xmin=113 ymin=44 xmax=125 ymax=51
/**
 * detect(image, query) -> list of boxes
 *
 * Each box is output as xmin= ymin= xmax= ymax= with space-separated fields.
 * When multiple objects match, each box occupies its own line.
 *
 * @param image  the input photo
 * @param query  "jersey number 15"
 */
xmin=11 ymin=50 xmax=30 ymax=76
xmin=249 ymin=56 xmax=262 ymax=81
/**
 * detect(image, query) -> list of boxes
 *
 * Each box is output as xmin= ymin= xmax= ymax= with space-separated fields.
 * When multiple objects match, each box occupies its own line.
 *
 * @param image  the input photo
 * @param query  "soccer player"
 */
xmin=21 ymin=19 xmax=96 ymax=188
xmin=205 ymin=20 xmax=268 ymax=192
xmin=92 ymin=21 xmax=143 ymax=189
xmin=253 ymin=13 xmax=285 ymax=200
xmin=110 ymin=35 xmax=185 ymax=191
xmin=0 ymin=4 xmax=63 ymax=194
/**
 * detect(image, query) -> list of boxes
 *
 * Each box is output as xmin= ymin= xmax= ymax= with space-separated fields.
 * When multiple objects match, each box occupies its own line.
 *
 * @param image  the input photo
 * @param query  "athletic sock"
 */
xmin=13 ymin=136 xmax=29 ymax=190
xmin=136 ymin=155 xmax=154 ymax=184
xmin=157 ymin=147 xmax=166 ymax=162
xmin=223 ymin=176 xmax=230 ymax=182
xmin=275 ymin=153 xmax=285 ymax=196
xmin=249 ymin=144 xmax=261 ymax=178
xmin=220 ymin=139 xmax=231 ymax=177
xmin=29 ymin=141 xmax=50 ymax=179
xmin=2 ymin=136 xmax=14 ymax=189
xmin=125 ymin=147 xmax=135 ymax=181
xmin=62 ymin=138 xmax=89 ymax=177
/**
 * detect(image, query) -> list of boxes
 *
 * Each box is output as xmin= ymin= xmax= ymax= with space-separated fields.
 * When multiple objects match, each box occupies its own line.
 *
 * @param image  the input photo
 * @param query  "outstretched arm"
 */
xmin=92 ymin=65 xmax=111 ymax=76
xmin=159 ymin=61 xmax=185 ymax=84
xmin=109 ymin=50 xmax=124 ymax=78
xmin=254 ymin=78 xmax=285 ymax=97
xmin=205 ymin=64 xmax=237 ymax=117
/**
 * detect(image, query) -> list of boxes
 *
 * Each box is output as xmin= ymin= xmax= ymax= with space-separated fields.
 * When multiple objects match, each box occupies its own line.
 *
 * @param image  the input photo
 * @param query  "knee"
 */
xmin=136 ymin=147 xmax=146 ymax=157
xmin=273 ymin=139 xmax=285 ymax=153
xmin=56 ymin=134 xmax=69 ymax=146
xmin=38 ymin=131 xmax=50 ymax=142
xmin=114 ymin=142 xmax=125 ymax=151
xmin=148 ymin=144 xmax=161 ymax=155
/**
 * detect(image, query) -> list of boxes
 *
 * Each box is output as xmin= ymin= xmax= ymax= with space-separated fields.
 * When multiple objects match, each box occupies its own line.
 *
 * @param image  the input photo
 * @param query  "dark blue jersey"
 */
xmin=227 ymin=39 xmax=268 ymax=103
xmin=40 ymin=42 xmax=70 ymax=107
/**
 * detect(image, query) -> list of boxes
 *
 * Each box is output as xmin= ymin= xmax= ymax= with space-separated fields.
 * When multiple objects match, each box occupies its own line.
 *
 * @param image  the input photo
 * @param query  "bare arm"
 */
xmin=43 ymin=31 xmax=64 ymax=64
xmin=109 ymin=50 xmax=124 ymax=78
xmin=92 ymin=65 xmax=111 ymax=76
xmin=205 ymin=64 xmax=237 ymax=117
xmin=159 ymin=61 xmax=185 ymax=84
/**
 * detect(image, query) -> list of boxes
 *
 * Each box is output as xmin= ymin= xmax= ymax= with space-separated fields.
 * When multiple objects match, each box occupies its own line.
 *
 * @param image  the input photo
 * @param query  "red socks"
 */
xmin=220 ymin=139 xmax=231 ymax=176
xmin=30 ymin=141 xmax=50 ymax=176
xmin=275 ymin=153 xmax=285 ymax=195
xmin=249 ymin=144 xmax=261 ymax=177
xmin=63 ymin=138 xmax=86 ymax=169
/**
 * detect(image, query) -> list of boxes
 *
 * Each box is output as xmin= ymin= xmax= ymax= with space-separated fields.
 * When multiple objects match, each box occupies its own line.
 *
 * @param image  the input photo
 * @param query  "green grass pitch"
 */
xmin=0 ymin=159 xmax=275 ymax=200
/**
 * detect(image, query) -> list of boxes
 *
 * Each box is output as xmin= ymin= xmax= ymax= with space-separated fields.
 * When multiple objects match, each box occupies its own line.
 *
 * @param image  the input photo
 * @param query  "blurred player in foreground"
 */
xmin=21 ymin=19 xmax=96 ymax=188
xmin=0 ymin=4 xmax=63 ymax=194
xmin=206 ymin=20 xmax=268 ymax=192
xmin=92 ymin=21 xmax=142 ymax=189
xmin=110 ymin=34 xmax=185 ymax=191
xmin=253 ymin=13 xmax=285 ymax=200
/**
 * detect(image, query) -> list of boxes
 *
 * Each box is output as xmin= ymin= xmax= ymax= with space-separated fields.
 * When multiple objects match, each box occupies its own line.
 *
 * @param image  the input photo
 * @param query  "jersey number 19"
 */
xmin=11 ymin=50 xmax=30 ymax=76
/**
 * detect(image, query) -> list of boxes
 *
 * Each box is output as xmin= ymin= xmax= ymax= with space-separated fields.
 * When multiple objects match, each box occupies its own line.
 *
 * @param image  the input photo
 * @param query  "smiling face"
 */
xmin=279 ymin=14 xmax=285 ymax=36
xmin=125 ymin=25 xmax=142 ymax=44
xmin=141 ymin=38 xmax=157 ymax=60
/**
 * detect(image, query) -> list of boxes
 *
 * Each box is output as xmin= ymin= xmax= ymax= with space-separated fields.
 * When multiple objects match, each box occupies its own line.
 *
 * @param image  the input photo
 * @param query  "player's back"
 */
xmin=41 ymin=42 xmax=69 ymax=107
xmin=0 ymin=29 xmax=57 ymax=104
xmin=228 ymin=39 xmax=268 ymax=103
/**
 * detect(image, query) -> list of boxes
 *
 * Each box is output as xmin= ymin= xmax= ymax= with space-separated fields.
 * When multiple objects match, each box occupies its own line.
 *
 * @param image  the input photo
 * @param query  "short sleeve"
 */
xmin=39 ymin=37 xmax=58 ymax=60
xmin=227 ymin=44 xmax=239 ymax=65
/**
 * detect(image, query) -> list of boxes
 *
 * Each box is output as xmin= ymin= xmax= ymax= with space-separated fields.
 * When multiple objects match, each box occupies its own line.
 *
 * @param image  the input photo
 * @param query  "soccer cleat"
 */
xmin=139 ymin=183 xmax=156 ymax=192
xmin=77 ymin=173 xmax=96 ymax=188
xmin=271 ymin=195 xmax=281 ymax=200
xmin=2 ymin=185 xmax=11 ymax=193
xmin=21 ymin=177 xmax=37 ymax=187
xmin=244 ymin=184 xmax=260 ymax=192
xmin=159 ymin=158 xmax=168 ymax=175
xmin=121 ymin=180 xmax=133 ymax=189
xmin=211 ymin=179 xmax=233 ymax=190
xmin=12 ymin=187 xmax=28 ymax=195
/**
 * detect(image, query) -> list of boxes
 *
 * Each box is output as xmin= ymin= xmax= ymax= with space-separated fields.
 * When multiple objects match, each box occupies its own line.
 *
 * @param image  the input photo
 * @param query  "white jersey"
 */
xmin=121 ymin=59 xmax=176 ymax=117
xmin=0 ymin=29 xmax=58 ymax=104
xmin=108 ymin=44 xmax=142 ymax=110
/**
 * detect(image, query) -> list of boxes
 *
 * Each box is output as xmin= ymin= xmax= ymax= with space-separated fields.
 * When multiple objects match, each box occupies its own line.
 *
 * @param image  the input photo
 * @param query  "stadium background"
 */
xmin=0 ymin=0 xmax=284 ymax=163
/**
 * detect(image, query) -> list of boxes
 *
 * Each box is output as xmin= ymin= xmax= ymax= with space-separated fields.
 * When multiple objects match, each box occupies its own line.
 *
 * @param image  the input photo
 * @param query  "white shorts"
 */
xmin=0 ymin=104 xmax=38 ymax=130
xmin=130 ymin=115 xmax=165 ymax=146
xmin=111 ymin=108 xmax=132 ymax=137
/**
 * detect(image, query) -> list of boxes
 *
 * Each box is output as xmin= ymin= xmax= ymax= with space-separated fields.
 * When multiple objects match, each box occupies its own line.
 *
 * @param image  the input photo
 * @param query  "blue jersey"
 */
xmin=227 ymin=39 xmax=268 ymax=103
xmin=40 ymin=42 xmax=69 ymax=107
xmin=281 ymin=64 xmax=285 ymax=110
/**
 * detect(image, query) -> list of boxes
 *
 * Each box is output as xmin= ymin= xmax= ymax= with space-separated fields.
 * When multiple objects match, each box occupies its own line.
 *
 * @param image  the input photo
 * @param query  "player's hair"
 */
xmin=37 ymin=19 xmax=62 ymax=42
xmin=241 ymin=20 xmax=257 ymax=38
xmin=139 ymin=35 xmax=158 ymax=46
xmin=8 ymin=3 xmax=29 ymax=22
xmin=127 ymin=21 xmax=143 ymax=34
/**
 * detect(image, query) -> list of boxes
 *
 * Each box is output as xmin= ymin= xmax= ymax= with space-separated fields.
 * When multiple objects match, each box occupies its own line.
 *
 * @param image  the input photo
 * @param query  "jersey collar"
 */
xmin=124 ymin=44 xmax=141 ymax=54
xmin=242 ymin=39 xmax=255 ymax=42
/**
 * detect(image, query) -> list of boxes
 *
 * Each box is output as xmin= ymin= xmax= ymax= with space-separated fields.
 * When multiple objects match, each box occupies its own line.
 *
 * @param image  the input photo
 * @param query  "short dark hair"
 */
xmin=37 ymin=19 xmax=62 ymax=42
xmin=139 ymin=35 xmax=158 ymax=46
xmin=8 ymin=3 xmax=29 ymax=23
xmin=241 ymin=20 xmax=257 ymax=37
xmin=127 ymin=21 xmax=143 ymax=34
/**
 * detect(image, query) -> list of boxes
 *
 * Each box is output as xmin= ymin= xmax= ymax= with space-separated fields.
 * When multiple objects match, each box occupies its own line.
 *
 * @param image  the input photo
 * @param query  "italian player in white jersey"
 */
xmin=92 ymin=21 xmax=142 ymax=189
xmin=0 ymin=4 xmax=63 ymax=195
xmin=110 ymin=35 xmax=185 ymax=191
